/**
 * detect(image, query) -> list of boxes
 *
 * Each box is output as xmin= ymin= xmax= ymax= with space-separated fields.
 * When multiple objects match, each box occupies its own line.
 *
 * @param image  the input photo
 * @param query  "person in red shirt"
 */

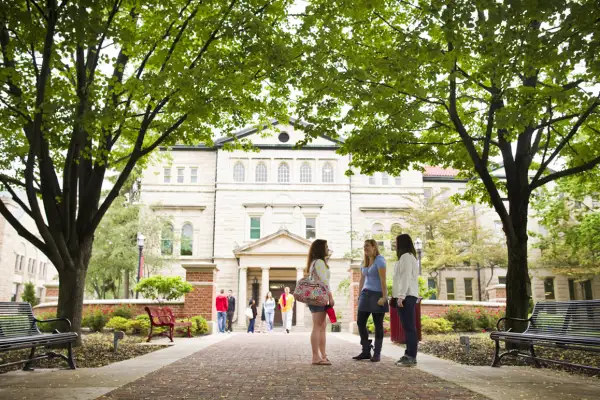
xmin=216 ymin=289 xmax=229 ymax=333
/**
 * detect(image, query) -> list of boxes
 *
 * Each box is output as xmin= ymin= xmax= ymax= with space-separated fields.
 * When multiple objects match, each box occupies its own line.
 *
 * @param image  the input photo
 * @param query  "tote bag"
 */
xmin=294 ymin=261 xmax=328 ymax=306
xmin=245 ymin=307 xmax=254 ymax=319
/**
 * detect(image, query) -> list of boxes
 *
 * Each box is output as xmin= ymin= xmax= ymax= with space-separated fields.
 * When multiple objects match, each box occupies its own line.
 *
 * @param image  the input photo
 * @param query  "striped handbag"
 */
xmin=294 ymin=261 xmax=329 ymax=306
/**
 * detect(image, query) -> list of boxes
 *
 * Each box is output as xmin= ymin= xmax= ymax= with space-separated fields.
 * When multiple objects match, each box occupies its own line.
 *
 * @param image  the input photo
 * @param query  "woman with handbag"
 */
xmin=246 ymin=299 xmax=257 ymax=333
xmin=392 ymin=234 xmax=419 ymax=367
xmin=353 ymin=239 xmax=389 ymax=362
xmin=304 ymin=239 xmax=334 ymax=365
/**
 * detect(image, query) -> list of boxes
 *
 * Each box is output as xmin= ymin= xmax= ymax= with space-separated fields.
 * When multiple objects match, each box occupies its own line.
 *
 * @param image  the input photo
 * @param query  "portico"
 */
xmin=233 ymin=229 xmax=311 ymax=328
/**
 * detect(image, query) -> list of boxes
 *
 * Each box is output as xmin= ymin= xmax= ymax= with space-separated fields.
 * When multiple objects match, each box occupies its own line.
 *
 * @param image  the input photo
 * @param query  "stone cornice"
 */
xmin=181 ymin=263 xmax=218 ymax=273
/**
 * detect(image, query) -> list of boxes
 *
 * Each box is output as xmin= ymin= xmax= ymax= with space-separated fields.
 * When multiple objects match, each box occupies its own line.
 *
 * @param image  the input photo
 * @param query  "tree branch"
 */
xmin=0 ymin=197 xmax=50 ymax=256
xmin=531 ymin=154 xmax=600 ymax=190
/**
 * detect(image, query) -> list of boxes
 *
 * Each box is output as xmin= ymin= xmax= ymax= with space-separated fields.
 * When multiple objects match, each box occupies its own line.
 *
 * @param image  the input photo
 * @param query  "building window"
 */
xmin=27 ymin=258 xmax=36 ymax=274
xmin=39 ymin=262 xmax=46 ymax=278
xmin=568 ymin=279 xmax=576 ymax=300
xmin=322 ymin=163 xmax=334 ymax=183
xmin=427 ymin=278 xmax=437 ymax=300
xmin=395 ymin=176 xmax=401 ymax=185
xmin=161 ymin=224 xmax=174 ymax=255
xmin=464 ymin=278 xmax=473 ymax=301
xmin=368 ymin=175 xmax=376 ymax=185
xmin=177 ymin=167 xmax=184 ymax=183
xmin=250 ymin=217 xmax=261 ymax=239
xmin=423 ymin=188 xmax=432 ymax=198
xmin=381 ymin=173 xmax=389 ymax=185
xmin=544 ymin=278 xmax=555 ymax=300
xmin=11 ymin=283 xmax=20 ymax=302
xmin=190 ymin=168 xmax=198 ymax=183
xmin=163 ymin=168 xmax=171 ymax=183
xmin=255 ymin=163 xmax=268 ymax=182
xmin=233 ymin=162 xmax=245 ymax=182
xmin=306 ymin=217 xmax=316 ymax=239
xmin=583 ymin=280 xmax=593 ymax=300
xmin=181 ymin=223 xmax=193 ymax=256
xmin=300 ymin=162 xmax=312 ymax=183
xmin=37 ymin=287 xmax=43 ymax=300
xmin=498 ymin=276 xmax=506 ymax=285
xmin=371 ymin=223 xmax=385 ymax=236
xmin=446 ymin=278 xmax=456 ymax=300
xmin=376 ymin=240 xmax=385 ymax=251
xmin=14 ymin=254 xmax=24 ymax=272
xmin=278 ymin=163 xmax=290 ymax=183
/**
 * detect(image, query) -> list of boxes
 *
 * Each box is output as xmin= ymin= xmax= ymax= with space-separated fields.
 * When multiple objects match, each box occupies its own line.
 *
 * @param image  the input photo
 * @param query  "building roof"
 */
xmin=422 ymin=166 xmax=460 ymax=177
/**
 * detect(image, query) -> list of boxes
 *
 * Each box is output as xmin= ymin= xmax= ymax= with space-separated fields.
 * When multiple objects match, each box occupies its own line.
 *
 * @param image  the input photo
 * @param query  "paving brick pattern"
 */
xmin=98 ymin=333 xmax=487 ymax=400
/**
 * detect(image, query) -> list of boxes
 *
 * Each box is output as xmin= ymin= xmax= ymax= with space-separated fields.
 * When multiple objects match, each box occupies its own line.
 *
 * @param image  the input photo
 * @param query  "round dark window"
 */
xmin=278 ymin=132 xmax=290 ymax=143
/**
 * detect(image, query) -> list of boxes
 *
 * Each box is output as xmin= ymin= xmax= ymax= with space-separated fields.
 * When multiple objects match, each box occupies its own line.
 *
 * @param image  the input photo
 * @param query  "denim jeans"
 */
xmin=265 ymin=311 xmax=275 ymax=331
xmin=247 ymin=318 xmax=255 ymax=333
xmin=217 ymin=311 xmax=227 ymax=333
xmin=397 ymin=296 xmax=418 ymax=358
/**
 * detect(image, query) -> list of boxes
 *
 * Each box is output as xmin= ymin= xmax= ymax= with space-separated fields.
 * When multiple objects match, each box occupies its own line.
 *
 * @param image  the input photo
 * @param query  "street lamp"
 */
xmin=136 ymin=232 xmax=145 ymax=299
xmin=415 ymin=238 xmax=423 ymax=275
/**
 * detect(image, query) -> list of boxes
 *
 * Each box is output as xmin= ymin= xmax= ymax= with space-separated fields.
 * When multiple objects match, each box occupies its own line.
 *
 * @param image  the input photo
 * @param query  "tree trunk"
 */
xmin=123 ymin=271 xmax=130 ymax=299
xmin=505 ymin=207 xmax=531 ymax=335
xmin=57 ymin=266 xmax=88 ymax=346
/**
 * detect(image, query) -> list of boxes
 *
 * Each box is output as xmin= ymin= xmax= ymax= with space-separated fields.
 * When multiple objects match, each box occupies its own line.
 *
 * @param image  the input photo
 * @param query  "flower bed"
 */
xmin=0 ymin=333 xmax=166 ymax=375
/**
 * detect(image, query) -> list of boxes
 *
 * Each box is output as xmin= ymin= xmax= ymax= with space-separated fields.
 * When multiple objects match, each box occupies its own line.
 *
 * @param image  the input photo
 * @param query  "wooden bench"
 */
xmin=0 ymin=302 xmax=77 ymax=370
xmin=144 ymin=306 xmax=191 ymax=342
xmin=490 ymin=300 xmax=600 ymax=372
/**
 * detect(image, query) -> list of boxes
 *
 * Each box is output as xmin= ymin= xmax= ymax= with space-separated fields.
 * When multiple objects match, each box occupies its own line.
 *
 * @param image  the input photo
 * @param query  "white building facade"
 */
xmin=139 ymin=121 xmax=600 ymax=328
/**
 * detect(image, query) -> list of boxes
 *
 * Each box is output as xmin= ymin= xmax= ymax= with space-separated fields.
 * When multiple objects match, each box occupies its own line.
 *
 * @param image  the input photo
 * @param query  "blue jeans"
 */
xmin=266 ymin=311 xmax=274 ymax=331
xmin=247 ymin=318 xmax=255 ymax=333
xmin=398 ymin=296 xmax=418 ymax=358
xmin=217 ymin=311 xmax=227 ymax=333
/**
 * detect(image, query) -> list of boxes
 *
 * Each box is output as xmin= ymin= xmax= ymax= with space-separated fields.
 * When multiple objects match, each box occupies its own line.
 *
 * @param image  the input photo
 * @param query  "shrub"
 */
xmin=134 ymin=276 xmax=193 ymax=303
xmin=444 ymin=306 xmax=477 ymax=332
xmin=190 ymin=316 xmax=209 ymax=335
xmin=21 ymin=282 xmax=40 ymax=307
xmin=106 ymin=316 xmax=130 ymax=331
xmin=421 ymin=316 xmax=454 ymax=334
xmin=127 ymin=314 xmax=151 ymax=335
xmin=82 ymin=308 xmax=110 ymax=332
xmin=112 ymin=304 xmax=134 ymax=319
xmin=473 ymin=308 xmax=505 ymax=331
xmin=35 ymin=311 xmax=58 ymax=332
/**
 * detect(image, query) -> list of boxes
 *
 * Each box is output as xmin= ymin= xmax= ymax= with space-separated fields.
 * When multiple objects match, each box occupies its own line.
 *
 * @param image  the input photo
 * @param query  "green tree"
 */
xmin=0 ymin=0 xmax=294 ymax=341
xmin=135 ymin=275 xmax=193 ymax=304
xmin=294 ymin=0 xmax=600 ymax=330
xmin=21 ymin=282 xmax=40 ymax=307
xmin=87 ymin=196 xmax=172 ymax=299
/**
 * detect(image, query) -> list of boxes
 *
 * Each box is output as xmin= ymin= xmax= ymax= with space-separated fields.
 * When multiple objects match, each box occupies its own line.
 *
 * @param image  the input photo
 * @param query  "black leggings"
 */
xmin=357 ymin=311 xmax=385 ymax=342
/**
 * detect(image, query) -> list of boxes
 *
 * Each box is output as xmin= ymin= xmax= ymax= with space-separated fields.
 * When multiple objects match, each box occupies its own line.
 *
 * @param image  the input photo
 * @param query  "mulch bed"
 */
xmin=0 ymin=333 xmax=166 ymax=375
xmin=418 ymin=333 xmax=600 ymax=378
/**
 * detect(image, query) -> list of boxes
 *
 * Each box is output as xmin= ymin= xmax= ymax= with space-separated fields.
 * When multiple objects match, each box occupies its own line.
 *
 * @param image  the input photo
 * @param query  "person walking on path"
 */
xmin=247 ymin=299 xmax=258 ymax=333
xmin=216 ymin=289 xmax=229 ymax=334
xmin=263 ymin=291 xmax=276 ymax=332
xmin=353 ymin=239 xmax=389 ymax=362
xmin=226 ymin=290 xmax=236 ymax=333
xmin=392 ymin=234 xmax=420 ymax=367
xmin=305 ymin=239 xmax=334 ymax=366
xmin=278 ymin=287 xmax=295 ymax=334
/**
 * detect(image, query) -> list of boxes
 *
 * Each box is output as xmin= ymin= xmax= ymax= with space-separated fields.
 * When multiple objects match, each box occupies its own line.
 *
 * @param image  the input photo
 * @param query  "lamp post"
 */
xmin=136 ymin=232 xmax=145 ymax=299
xmin=415 ymin=238 xmax=423 ymax=275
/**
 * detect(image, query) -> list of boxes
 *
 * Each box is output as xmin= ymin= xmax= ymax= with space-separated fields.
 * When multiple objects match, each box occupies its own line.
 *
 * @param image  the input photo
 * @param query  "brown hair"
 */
xmin=363 ymin=239 xmax=381 ymax=268
xmin=396 ymin=234 xmax=417 ymax=258
xmin=305 ymin=239 xmax=329 ymax=276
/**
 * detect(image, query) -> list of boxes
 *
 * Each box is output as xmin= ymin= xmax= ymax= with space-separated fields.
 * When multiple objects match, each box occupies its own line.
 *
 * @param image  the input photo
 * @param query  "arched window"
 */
xmin=161 ymin=224 xmax=174 ymax=255
xmin=322 ymin=162 xmax=334 ymax=183
xmin=233 ymin=162 xmax=245 ymax=182
xmin=300 ymin=162 xmax=312 ymax=183
xmin=181 ymin=223 xmax=193 ymax=256
xmin=278 ymin=163 xmax=290 ymax=183
xmin=381 ymin=173 xmax=389 ymax=185
xmin=255 ymin=163 xmax=267 ymax=182
xmin=371 ymin=223 xmax=385 ymax=235
xmin=390 ymin=223 xmax=402 ymax=236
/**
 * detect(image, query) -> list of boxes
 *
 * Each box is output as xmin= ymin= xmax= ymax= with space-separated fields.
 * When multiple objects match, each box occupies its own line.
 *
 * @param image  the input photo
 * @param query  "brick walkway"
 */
xmin=98 ymin=333 xmax=487 ymax=400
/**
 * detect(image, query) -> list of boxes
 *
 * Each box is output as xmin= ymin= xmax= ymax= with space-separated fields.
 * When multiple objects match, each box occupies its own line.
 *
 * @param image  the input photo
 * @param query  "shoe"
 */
xmin=352 ymin=339 xmax=373 ymax=360
xmin=396 ymin=356 xmax=417 ymax=367
xmin=371 ymin=338 xmax=383 ymax=362
xmin=286 ymin=329 xmax=289 ymax=334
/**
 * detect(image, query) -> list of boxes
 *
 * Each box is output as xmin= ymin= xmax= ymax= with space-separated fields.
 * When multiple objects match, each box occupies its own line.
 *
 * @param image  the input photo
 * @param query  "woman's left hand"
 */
xmin=377 ymin=297 xmax=385 ymax=306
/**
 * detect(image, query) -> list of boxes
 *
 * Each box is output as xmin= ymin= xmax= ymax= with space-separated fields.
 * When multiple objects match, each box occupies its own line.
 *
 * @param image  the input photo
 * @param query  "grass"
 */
xmin=0 ymin=333 xmax=167 ymax=375
xmin=418 ymin=333 xmax=600 ymax=378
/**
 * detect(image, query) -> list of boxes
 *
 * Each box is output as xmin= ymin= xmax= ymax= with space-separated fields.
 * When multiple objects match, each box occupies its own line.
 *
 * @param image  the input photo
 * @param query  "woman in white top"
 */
xmin=304 ymin=239 xmax=334 ymax=365
xmin=263 ymin=291 xmax=276 ymax=332
xmin=392 ymin=234 xmax=420 ymax=367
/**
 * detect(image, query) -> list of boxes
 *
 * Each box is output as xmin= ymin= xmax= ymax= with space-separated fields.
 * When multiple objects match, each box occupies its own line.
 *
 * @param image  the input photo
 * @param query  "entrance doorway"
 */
xmin=269 ymin=281 xmax=296 ymax=326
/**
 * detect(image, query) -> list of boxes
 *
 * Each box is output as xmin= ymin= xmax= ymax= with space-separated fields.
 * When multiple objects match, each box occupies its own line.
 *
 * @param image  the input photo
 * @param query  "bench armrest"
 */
xmin=35 ymin=317 xmax=73 ymax=331
xmin=496 ymin=316 xmax=530 ymax=331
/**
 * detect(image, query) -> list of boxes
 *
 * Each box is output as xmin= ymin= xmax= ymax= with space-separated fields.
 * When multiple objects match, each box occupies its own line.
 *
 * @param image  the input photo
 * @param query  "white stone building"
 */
xmin=0 ymin=193 xmax=58 ymax=303
xmin=138 ymin=120 xmax=600 ymax=328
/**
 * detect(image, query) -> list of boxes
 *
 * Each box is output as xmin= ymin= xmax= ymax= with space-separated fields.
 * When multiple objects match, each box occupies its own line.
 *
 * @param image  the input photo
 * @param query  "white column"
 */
xmin=261 ymin=266 xmax=270 ymax=303
xmin=237 ymin=267 xmax=248 ymax=328
xmin=295 ymin=267 xmax=305 ymax=327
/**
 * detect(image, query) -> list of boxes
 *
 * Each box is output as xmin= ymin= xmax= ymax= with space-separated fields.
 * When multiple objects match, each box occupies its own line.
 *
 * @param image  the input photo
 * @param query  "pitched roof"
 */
xmin=422 ymin=166 xmax=460 ymax=177
xmin=233 ymin=228 xmax=312 ymax=255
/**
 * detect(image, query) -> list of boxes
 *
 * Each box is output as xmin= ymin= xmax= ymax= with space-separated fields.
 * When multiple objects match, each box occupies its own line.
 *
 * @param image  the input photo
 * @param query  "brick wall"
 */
xmin=34 ymin=301 xmax=186 ymax=318
xmin=183 ymin=264 xmax=217 ymax=322
xmin=420 ymin=301 xmax=505 ymax=318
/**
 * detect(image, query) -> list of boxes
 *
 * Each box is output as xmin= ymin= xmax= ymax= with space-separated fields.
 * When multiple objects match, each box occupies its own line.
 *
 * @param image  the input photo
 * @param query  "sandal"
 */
xmin=311 ymin=360 xmax=331 ymax=365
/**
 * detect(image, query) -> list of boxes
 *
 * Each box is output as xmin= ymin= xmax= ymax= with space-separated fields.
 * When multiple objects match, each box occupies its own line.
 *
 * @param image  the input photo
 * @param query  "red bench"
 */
xmin=144 ymin=306 xmax=191 ymax=342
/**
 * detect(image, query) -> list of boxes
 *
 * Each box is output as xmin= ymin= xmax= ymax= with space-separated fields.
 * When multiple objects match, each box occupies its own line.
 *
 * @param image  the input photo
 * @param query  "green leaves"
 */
xmin=134 ymin=275 xmax=193 ymax=303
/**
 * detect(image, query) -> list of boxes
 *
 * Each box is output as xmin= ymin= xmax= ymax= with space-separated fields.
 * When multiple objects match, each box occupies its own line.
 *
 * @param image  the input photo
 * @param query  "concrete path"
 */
xmin=336 ymin=333 xmax=600 ymax=400
xmin=0 ymin=334 xmax=231 ymax=400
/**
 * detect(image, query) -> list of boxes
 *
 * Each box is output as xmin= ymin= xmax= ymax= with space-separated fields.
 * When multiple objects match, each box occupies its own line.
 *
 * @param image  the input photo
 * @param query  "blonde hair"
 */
xmin=363 ymin=239 xmax=381 ymax=268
